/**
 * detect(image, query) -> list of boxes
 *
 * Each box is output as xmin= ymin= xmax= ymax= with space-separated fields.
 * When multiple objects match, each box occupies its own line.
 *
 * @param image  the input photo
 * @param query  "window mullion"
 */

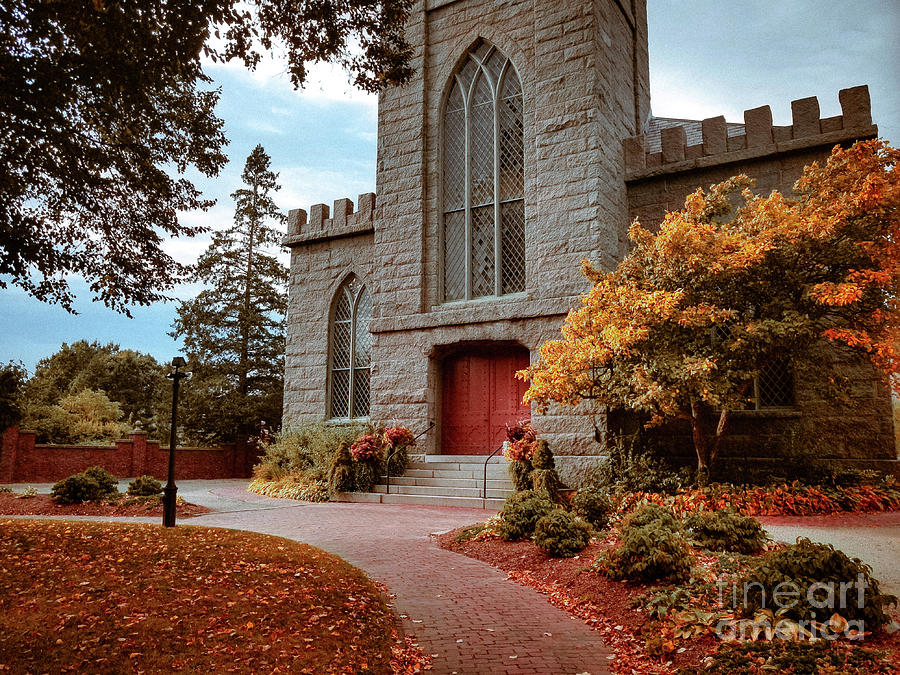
xmin=492 ymin=79 xmax=502 ymax=298
xmin=464 ymin=93 xmax=473 ymax=301
xmin=347 ymin=293 xmax=357 ymax=418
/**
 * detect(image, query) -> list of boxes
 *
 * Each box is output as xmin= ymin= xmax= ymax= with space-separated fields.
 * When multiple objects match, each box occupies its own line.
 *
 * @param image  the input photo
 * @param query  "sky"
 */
xmin=2 ymin=0 xmax=898 ymax=373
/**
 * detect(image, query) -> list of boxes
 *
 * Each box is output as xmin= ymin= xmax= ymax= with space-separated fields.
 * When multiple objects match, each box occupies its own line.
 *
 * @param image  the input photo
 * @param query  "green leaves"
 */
xmin=172 ymin=145 xmax=286 ymax=441
xmin=1 ymin=0 xmax=413 ymax=311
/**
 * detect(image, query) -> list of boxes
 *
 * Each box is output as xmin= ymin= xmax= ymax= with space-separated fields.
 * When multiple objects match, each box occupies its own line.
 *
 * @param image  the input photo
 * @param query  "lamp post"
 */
xmin=163 ymin=356 xmax=189 ymax=527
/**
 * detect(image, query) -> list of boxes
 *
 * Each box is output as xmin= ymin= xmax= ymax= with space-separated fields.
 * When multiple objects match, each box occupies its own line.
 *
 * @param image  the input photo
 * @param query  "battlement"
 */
xmin=283 ymin=192 xmax=376 ymax=247
xmin=624 ymin=85 xmax=877 ymax=180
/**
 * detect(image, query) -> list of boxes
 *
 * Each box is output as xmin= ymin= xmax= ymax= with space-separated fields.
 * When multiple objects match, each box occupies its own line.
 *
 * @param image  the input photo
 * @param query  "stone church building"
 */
xmin=282 ymin=0 xmax=895 ymax=486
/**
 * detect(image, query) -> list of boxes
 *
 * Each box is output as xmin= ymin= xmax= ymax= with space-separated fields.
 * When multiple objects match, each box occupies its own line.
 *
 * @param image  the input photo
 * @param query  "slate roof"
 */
xmin=643 ymin=116 xmax=746 ymax=153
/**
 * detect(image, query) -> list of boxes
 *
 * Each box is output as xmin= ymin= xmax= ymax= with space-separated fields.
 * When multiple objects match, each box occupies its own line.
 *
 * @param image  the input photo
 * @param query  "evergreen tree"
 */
xmin=173 ymin=145 xmax=287 ymax=442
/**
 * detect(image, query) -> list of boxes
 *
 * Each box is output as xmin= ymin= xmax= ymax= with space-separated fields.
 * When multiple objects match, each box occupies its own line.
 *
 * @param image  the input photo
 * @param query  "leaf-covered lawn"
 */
xmin=0 ymin=520 xmax=397 ymax=674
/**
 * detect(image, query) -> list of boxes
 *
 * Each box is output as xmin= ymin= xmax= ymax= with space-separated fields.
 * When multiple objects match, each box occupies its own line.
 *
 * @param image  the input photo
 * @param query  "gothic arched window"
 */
xmin=442 ymin=41 xmax=525 ymax=302
xmin=329 ymin=275 xmax=372 ymax=419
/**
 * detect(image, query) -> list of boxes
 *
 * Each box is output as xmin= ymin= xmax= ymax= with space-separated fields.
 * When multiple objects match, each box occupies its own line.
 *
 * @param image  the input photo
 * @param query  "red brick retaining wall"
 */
xmin=0 ymin=426 xmax=262 ymax=483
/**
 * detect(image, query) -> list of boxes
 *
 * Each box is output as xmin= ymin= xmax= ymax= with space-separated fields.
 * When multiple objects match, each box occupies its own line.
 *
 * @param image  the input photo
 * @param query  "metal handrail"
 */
xmin=482 ymin=443 xmax=504 ymax=507
xmin=384 ymin=421 xmax=435 ymax=495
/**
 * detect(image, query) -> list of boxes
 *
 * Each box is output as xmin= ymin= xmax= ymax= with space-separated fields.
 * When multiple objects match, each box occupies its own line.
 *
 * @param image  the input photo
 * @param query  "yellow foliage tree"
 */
xmin=521 ymin=140 xmax=900 ymax=477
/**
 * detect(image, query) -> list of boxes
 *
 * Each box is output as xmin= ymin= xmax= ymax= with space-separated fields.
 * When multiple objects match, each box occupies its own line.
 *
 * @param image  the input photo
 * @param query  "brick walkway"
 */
xmin=189 ymin=482 xmax=612 ymax=675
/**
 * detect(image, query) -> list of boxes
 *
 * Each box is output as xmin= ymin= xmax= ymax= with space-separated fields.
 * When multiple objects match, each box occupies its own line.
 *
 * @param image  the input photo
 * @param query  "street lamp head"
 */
xmin=171 ymin=356 xmax=187 ymax=368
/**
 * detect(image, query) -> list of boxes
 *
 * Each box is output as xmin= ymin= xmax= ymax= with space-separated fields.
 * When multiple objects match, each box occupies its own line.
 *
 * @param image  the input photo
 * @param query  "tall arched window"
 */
xmin=443 ymin=41 xmax=525 ymax=302
xmin=329 ymin=275 xmax=372 ymax=419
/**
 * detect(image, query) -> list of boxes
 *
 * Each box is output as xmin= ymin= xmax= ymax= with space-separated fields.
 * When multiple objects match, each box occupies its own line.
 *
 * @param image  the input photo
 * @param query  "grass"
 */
xmin=0 ymin=519 xmax=396 ymax=674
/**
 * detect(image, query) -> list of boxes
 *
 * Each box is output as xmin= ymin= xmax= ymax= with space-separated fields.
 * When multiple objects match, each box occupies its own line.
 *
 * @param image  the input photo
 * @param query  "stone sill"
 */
xmin=371 ymin=294 xmax=577 ymax=334
xmin=726 ymin=408 xmax=803 ymax=419
xmin=625 ymin=124 xmax=878 ymax=182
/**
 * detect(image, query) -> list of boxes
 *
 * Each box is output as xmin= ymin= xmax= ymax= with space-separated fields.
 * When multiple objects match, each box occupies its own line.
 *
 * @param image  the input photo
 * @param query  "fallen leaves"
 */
xmin=0 ymin=519 xmax=398 ymax=673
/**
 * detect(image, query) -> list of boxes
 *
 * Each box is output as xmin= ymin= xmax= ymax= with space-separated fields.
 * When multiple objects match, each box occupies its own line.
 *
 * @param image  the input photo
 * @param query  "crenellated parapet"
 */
xmin=282 ymin=192 xmax=376 ymax=247
xmin=624 ymin=85 xmax=877 ymax=180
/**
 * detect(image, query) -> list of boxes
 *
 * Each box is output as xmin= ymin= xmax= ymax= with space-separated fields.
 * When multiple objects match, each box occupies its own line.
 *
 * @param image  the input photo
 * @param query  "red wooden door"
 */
xmin=441 ymin=347 xmax=531 ymax=455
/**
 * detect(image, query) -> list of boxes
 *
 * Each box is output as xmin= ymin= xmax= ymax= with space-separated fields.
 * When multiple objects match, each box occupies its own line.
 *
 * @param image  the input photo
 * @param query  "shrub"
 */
xmin=529 ymin=440 xmax=565 ymax=500
xmin=127 ymin=475 xmax=162 ymax=497
xmin=739 ymin=538 xmax=898 ymax=629
xmin=497 ymin=490 xmax=555 ymax=541
xmin=384 ymin=444 xmax=409 ymax=477
xmin=255 ymin=422 xmax=370 ymax=478
xmin=690 ymin=640 xmax=896 ymax=675
xmin=326 ymin=442 xmax=355 ymax=495
xmin=508 ymin=459 xmax=533 ymax=492
xmin=571 ymin=487 xmax=612 ymax=530
xmin=383 ymin=425 xmax=415 ymax=477
xmin=247 ymin=475 xmax=329 ymax=502
xmin=533 ymin=509 xmax=591 ymax=557
xmin=531 ymin=468 xmax=563 ymax=500
xmin=596 ymin=434 xmax=693 ymax=494
xmin=531 ymin=440 xmax=554 ymax=469
xmin=51 ymin=466 xmax=118 ymax=504
xmin=350 ymin=434 xmax=381 ymax=461
xmin=599 ymin=520 xmax=694 ymax=583
xmin=684 ymin=509 xmax=767 ymax=553
xmin=82 ymin=466 xmax=119 ymax=496
xmin=353 ymin=460 xmax=378 ymax=493
xmin=52 ymin=474 xmax=102 ymax=504
xmin=622 ymin=502 xmax=680 ymax=531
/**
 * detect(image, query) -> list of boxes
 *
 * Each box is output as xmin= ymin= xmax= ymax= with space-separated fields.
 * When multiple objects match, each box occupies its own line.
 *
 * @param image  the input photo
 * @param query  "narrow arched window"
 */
xmin=329 ymin=275 xmax=372 ymax=419
xmin=443 ymin=41 xmax=524 ymax=302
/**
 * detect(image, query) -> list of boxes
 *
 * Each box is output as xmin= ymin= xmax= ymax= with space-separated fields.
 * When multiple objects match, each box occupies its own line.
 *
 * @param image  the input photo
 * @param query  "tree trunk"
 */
xmin=239 ymin=182 xmax=258 ymax=398
xmin=688 ymin=401 xmax=731 ymax=485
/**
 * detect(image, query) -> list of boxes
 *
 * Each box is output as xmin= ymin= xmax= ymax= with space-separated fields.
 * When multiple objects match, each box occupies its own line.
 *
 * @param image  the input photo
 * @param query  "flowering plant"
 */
xmin=384 ymin=425 xmax=415 ymax=449
xmin=350 ymin=434 xmax=381 ymax=462
xmin=504 ymin=420 xmax=537 ymax=462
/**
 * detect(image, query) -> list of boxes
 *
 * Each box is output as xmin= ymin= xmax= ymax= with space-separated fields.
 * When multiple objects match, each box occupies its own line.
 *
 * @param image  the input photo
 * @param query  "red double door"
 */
xmin=441 ymin=346 xmax=531 ymax=455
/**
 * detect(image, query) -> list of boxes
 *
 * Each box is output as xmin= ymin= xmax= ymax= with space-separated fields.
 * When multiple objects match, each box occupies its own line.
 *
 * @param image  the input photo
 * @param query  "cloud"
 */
xmin=204 ymin=49 xmax=377 ymax=109
xmin=245 ymin=119 xmax=286 ymax=135
xmin=275 ymin=166 xmax=375 ymax=213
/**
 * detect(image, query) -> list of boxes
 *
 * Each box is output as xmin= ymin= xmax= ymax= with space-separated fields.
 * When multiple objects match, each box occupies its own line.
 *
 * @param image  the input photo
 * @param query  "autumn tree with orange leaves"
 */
xmin=521 ymin=140 xmax=900 ymax=479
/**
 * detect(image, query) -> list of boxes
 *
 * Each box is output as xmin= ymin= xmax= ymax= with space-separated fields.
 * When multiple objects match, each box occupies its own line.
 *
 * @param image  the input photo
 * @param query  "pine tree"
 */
xmin=173 ymin=145 xmax=287 ymax=442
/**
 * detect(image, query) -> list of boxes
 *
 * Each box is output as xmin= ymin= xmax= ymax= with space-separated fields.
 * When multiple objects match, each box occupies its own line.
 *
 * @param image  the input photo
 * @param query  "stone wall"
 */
xmin=367 ymin=0 xmax=650 ymax=465
xmin=0 ymin=426 xmax=260 ymax=483
xmin=623 ymin=85 xmax=895 ymax=462
xmin=282 ymin=195 xmax=376 ymax=421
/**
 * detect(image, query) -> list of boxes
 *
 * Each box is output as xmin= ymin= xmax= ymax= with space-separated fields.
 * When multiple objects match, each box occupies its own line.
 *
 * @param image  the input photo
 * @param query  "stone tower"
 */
xmin=282 ymin=0 xmax=896 ymax=485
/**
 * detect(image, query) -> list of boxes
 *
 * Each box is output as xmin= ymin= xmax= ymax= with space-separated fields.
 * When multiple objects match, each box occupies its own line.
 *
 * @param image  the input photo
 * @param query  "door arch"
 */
xmin=440 ymin=344 xmax=531 ymax=455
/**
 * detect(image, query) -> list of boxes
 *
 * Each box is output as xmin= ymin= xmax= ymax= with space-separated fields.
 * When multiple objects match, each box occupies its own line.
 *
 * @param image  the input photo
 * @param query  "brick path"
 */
xmin=190 ymin=482 xmax=612 ymax=675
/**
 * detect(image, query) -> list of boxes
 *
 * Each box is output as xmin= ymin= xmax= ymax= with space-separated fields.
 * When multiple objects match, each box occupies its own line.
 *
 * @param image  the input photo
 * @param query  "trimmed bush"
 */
xmin=353 ymin=460 xmax=378 ymax=493
xmin=599 ymin=520 xmax=694 ymax=583
xmin=684 ymin=509 xmax=767 ymax=553
xmin=531 ymin=440 xmax=555 ymax=469
xmin=571 ymin=487 xmax=612 ymax=530
xmin=622 ymin=502 xmax=680 ymax=531
xmin=509 ymin=459 xmax=533 ymax=492
xmin=127 ymin=475 xmax=162 ymax=497
xmin=533 ymin=509 xmax=591 ymax=557
xmin=740 ymin=538 xmax=898 ymax=629
xmin=497 ymin=490 xmax=555 ymax=541
xmin=326 ymin=442 xmax=354 ymax=495
xmin=384 ymin=444 xmax=408 ymax=477
xmin=531 ymin=468 xmax=563 ymax=500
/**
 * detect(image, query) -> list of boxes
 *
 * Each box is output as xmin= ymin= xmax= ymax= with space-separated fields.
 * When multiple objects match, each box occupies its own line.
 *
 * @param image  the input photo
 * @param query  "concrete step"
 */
xmin=404 ymin=466 xmax=510 ymax=480
xmin=373 ymin=484 xmax=513 ymax=499
xmin=384 ymin=476 xmax=513 ymax=489
xmin=407 ymin=459 xmax=506 ymax=471
xmin=335 ymin=491 xmax=505 ymax=510
xmin=416 ymin=454 xmax=506 ymax=464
